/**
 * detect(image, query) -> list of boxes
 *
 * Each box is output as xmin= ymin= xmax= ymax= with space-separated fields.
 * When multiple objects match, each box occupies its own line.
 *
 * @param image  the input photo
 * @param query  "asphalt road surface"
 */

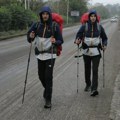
xmin=0 ymin=20 xmax=120 ymax=120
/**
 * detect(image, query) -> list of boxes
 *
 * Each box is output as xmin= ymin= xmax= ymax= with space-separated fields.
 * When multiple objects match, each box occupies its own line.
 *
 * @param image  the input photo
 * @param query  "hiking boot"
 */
xmin=90 ymin=90 xmax=99 ymax=97
xmin=84 ymin=85 xmax=91 ymax=92
xmin=44 ymin=100 xmax=52 ymax=109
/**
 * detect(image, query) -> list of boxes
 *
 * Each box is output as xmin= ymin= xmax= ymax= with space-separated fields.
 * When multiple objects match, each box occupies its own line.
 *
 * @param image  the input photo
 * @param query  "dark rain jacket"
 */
xmin=76 ymin=20 xmax=108 ymax=46
xmin=27 ymin=6 xmax=63 ymax=55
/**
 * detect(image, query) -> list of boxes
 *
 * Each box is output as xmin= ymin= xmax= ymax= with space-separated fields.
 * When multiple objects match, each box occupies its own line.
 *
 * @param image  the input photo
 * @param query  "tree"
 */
xmin=106 ymin=4 xmax=120 ymax=17
xmin=70 ymin=0 xmax=88 ymax=15
xmin=92 ymin=5 xmax=110 ymax=19
xmin=0 ymin=6 xmax=12 ymax=31
xmin=29 ymin=0 xmax=45 ymax=12
xmin=0 ymin=0 xmax=19 ymax=6
xmin=49 ymin=0 xmax=88 ymax=23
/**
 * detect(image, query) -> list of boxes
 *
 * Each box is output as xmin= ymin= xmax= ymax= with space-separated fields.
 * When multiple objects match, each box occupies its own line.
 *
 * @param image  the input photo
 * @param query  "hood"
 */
xmin=88 ymin=10 xmax=98 ymax=22
xmin=39 ymin=6 xmax=52 ymax=25
xmin=89 ymin=10 xmax=97 ymax=16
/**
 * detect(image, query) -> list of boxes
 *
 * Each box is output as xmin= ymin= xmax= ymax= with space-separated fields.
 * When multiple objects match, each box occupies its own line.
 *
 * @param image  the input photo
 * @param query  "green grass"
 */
xmin=0 ymin=30 xmax=27 ymax=40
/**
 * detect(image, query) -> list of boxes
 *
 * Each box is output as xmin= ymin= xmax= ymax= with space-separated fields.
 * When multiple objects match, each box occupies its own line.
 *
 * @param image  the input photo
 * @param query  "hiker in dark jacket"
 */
xmin=74 ymin=10 xmax=108 ymax=96
xmin=27 ymin=6 xmax=63 ymax=108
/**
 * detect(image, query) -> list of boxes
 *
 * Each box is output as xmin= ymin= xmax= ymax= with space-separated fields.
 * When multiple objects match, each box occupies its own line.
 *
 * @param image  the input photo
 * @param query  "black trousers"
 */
xmin=83 ymin=55 xmax=101 ymax=91
xmin=37 ymin=58 xmax=55 ymax=100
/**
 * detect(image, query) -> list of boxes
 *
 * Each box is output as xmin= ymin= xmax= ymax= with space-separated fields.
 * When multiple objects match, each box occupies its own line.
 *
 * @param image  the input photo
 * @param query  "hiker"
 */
xmin=27 ymin=6 xmax=63 ymax=108
xmin=74 ymin=10 xmax=108 ymax=96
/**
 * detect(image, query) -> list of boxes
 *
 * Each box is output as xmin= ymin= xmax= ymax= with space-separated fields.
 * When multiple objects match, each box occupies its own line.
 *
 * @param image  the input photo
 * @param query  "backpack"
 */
xmin=52 ymin=13 xmax=64 ymax=56
xmin=80 ymin=12 xmax=100 ymax=24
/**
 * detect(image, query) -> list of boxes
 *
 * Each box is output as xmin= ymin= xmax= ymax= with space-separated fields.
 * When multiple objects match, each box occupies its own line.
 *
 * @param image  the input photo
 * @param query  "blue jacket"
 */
xmin=27 ymin=6 xmax=63 ymax=46
xmin=76 ymin=21 xmax=108 ymax=46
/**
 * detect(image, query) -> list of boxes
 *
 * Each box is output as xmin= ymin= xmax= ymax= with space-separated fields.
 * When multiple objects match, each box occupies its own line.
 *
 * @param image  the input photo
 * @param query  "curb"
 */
xmin=0 ymin=33 xmax=27 ymax=41
xmin=109 ymin=71 xmax=120 ymax=120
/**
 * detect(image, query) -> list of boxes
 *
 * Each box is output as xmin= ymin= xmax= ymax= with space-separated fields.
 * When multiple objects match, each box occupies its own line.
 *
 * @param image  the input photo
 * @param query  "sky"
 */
xmin=44 ymin=0 xmax=120 ymax=5
xmin=90 ymin=0 xmax=120 ymax=5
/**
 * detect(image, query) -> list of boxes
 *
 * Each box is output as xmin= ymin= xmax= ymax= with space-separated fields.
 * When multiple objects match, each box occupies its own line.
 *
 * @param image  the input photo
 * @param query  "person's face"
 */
xmin=90 ymin=14 xmax=96 ymax=23
xmin=42 ymin=12 xmax=49 ymax=22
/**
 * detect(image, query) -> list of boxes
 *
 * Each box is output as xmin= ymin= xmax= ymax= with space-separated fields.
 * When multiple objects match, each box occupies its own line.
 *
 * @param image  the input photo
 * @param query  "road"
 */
xmin=0 ymin=20 xmax=120 ymax=120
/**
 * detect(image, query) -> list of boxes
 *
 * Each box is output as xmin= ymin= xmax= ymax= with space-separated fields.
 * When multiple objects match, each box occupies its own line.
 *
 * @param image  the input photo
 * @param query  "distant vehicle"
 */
xmin=110 ymin=17 xmax=118 ymax=22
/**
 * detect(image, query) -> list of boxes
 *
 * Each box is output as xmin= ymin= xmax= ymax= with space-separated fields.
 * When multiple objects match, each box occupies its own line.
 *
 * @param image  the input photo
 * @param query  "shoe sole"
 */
xmin=44 ymin=105 xmax=52 ymax=110
xmin=84 ymin=88 xmax=91 ymax=92
xmin=90 ymin=91 xmax=99 ymax=96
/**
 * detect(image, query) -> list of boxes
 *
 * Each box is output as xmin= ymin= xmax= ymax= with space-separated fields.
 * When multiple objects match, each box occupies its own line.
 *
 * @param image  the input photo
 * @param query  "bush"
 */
xmin=9 ymin=5 xmax=26 ymax=30
xmin=0 ymin=4 xmax=38 ymax=31
xmin=25 ymin=9 xmax=38 ymax=27
xmin=8 ymin=5 xmax=37 ymax=30
xmin=0 ymin=7 xmax=12 ymax=32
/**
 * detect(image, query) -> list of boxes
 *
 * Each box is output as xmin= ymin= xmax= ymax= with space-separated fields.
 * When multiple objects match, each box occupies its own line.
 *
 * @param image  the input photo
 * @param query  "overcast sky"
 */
xmin=44 ymin=0 xmax=120 ymax=5
xmin=90 ymin=0 xmax=120 ymax=5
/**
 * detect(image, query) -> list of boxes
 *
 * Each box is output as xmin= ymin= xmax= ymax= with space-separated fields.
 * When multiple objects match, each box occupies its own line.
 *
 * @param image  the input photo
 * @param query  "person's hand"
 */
xmin=50 ymin=37 xmax=56 ymax=43
xmin=74 ymin=39 xmax=81 ymax=44
xmin=29 ymin=31 xmax=35 ymax=39
xmin=102 ymin=45 xmax=107 ymax=51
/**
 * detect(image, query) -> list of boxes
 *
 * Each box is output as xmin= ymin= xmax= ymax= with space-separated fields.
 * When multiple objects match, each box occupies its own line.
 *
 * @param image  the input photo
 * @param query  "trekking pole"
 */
xmin=51 ymin=44 xmax=53 ymax=65
xmin=22 ymin=42 xmax=32 ymax=104
xmin=74 ymin=44 xmax=83 ymax=93
xmin=76 ymin=44 xmax=80 ymax=93
xmin=103 ymin=50 xmax=105 ymax=88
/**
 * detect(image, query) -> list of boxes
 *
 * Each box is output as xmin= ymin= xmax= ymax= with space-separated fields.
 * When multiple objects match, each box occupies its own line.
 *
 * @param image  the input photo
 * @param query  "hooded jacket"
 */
xmin=27 ymin=6 xmax=63 ymax=46
xmin=76 ymin=10 xmax=108 ymax=46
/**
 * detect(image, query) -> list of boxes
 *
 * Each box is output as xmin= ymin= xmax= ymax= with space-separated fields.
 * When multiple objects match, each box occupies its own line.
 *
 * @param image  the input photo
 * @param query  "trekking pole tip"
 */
xmin=22 ymin=98 xmax=24 ymax=104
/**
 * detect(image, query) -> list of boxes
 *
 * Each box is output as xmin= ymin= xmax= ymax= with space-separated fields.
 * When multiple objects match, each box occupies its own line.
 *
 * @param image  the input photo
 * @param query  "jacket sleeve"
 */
xmin=75 ymin=25 xmax=85 ymax=40
xmin=100 ymin=25 xmax=108 ymax=46
xmin=54 ymin=24 xmax=64 ymax=46
xmin=27 ymin=22 xmax=37 ymax=43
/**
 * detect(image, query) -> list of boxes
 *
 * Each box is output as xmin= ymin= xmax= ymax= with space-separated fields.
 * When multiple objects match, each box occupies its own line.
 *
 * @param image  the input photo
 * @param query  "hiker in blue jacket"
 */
xmin=27 ymin=6 xmax=63 ymax=108
xmin=74 ymin=10 xmax=108 ymax=96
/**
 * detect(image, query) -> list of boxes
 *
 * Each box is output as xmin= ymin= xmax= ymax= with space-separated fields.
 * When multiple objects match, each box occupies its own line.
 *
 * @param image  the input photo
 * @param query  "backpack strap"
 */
xmin=97 ymin=22 xmax=101 ymax=36
xmin=35 ymin=21 xmax=58 ymax=37
xmin=84 ymin=22 xmax=101 ymax=36
xmin=52 ymin=21 xmax=57 ymax=37
xmin=85 ymin=22 xmax=88 ymax=33
xmin=35 ymin=22 xmax=41 ymax=35
xmin=82 ymin=23 xmax=88 ymax=39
